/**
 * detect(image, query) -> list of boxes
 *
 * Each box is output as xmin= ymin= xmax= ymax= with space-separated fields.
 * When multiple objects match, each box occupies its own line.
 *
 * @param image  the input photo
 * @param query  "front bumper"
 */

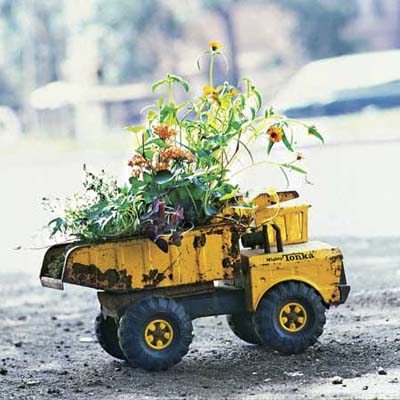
xmin=338 ymin=263 xmax=350 ymax=304
xmin=338 ymin=284 xmax=351 ymax=304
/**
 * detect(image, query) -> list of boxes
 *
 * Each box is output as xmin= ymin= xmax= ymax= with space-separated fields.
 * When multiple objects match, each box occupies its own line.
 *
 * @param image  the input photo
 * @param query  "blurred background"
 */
xmin=1 ymin=0 xmax=400 ymax=261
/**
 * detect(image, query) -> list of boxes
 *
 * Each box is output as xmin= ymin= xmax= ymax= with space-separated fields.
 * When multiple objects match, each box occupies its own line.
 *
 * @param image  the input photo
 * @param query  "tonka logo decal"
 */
xmin=283 ymin=252 xmax=315 ymax=261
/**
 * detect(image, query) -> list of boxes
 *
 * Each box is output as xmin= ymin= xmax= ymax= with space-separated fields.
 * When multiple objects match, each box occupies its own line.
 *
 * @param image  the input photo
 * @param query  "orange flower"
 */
xmin=130 ymin=165 xmax=142 ymax=178
xmin=161 ymin=146 xmax=194 ymax=163
xmin=154 ymin=161 xmax=169 ymax=171
xmin=208 ymin=41 xmax=222 ymax=52
xmin=230 ymin=88 xmax=239 ymax=97
xmin=267 ymin=126 xmax=283 ymax=143
xmin=128 ymin=154 xmax=149 ymax=167
xmin=153 ymin=124 xmax=177 ymax=140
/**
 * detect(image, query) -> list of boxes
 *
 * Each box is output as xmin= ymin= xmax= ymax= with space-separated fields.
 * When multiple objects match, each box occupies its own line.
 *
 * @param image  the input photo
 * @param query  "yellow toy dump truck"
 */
xmin=40 ymin=191 xmax=350 ymax=371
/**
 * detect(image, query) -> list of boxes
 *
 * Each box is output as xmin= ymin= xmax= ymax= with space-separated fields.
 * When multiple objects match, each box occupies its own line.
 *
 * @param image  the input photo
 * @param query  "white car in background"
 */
xmin=274 ymin=50 xmax=400 ymax=118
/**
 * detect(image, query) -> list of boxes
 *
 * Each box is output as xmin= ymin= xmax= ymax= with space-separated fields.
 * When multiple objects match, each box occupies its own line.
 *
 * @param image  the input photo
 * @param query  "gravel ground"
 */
xmin=1 ymin=237 xmax=400 ymax=400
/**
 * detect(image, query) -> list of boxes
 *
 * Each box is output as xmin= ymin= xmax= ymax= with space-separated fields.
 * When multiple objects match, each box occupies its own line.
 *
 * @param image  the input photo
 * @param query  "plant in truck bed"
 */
xmin=46 ymin=42 xmax=323 ymax=249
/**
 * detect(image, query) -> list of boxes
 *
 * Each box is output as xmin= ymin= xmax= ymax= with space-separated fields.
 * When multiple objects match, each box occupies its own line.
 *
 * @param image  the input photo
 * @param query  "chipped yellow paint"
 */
xmin=242 ymin=241 xmax=343 ymax=311
xmin=64 ymin=224 xmax=240 ymax=290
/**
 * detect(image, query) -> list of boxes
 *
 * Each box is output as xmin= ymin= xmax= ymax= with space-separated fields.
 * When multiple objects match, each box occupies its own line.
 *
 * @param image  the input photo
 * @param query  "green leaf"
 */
xmin=125 ymin=125 xmax=145 ymax=134
xmin=308 ymin=125 xmax=324 ymax=143
xmin=219 ymin=93 xmax=231 ymax=110
xmin=281 ymin=163 xmax=307 ymax=174
xmin=152 ymin=79 xmax=167 ymax=93
xmin=219 ymin=188 xmax=239 ymax=201
xmin=252 ymin=88 xmax=262 ymax=111
xmin=143 ymin=172 xmax=153 ymax=184
xmin=240 ymin=94 xmax=246 ymax=108
xmin=157 ymin=97 xmax=165 ymax=109
xmin=282 ymin=133 xmax=294 ymax=152
xmin=167 ymin=74 xmax=190 ymax=92
xmin=147 ymin=110 xmax=158 ymax=123
xmin=48 ymin=218 xmax=67 ymax=237
xmin=232 ymin=121 xmax=242 ymax=130
xmin=238 ymin=140 xmax=254 ymax=163
xmin=153 ymin=170 xmax=173 ymax=184
xmin=267 ymin=141 xmax=274 ymax=155
xmin=205 ymin=204 xmax=217 ymax=217
xmin=264 ymin=106 xmax=275 ymax=118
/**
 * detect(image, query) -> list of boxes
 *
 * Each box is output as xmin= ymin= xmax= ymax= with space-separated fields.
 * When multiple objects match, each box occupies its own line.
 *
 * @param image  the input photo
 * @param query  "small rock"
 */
xmin=26 ymin=380 xmax=40 ymax=386
xmin=378 ymin=367 xmax=387 ymax=375
xmin=285 ymin=371 xmax=304 ymax=377
xmin=79 ymin=337 xmax=94 ymax=343
xmin=14 ymin=342 xmax=23 ymax=348
xmin=331 ymin=376 xmax=343 ymax=385
xmin=362 ymin=386 xmax=368 ymax=390
xmin=0 ymin=368 xmax=8 ymax=375
xmin=47 ymin=388 xmax=61 ymax=395
xmin=389 ymin=378 xmax=398 ymax=383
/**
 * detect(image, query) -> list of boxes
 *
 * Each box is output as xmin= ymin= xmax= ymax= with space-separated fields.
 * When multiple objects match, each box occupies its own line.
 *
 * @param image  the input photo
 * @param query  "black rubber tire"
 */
xmin=227 ymin=313 xmax=262 ymax=345
xmin=254 ymin=281 xmax=326 ymax=354
xmin=118 ymin=296 xmax=193 ymax=371
xmin=95 ymin=313 xmax=126 ymax=360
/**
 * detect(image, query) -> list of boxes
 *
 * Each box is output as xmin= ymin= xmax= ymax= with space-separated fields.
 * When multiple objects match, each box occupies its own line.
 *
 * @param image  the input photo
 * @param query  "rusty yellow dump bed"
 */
xmin=40 ymin=224 xmax=241 ymax=291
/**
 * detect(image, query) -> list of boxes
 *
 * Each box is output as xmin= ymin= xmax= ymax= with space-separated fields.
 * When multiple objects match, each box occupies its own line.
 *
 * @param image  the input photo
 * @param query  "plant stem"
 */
xmin=168 ymin=81 xmax=173 ymax=104
xmin=184 ymin=185 xmax=200 ymax=219
xmin=209 ymin=54 xmax=214 ymax=88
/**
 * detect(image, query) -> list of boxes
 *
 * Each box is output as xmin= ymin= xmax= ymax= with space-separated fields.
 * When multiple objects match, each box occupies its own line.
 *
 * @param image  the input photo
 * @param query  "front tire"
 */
xmin=227 ymin=313 xmax=262 ymax=345
xmin=254 ymin=281 xmax=326 ymax=354
xmin=118 ymin=296 xmax=193 ymax=371
xmin=95 ymin=313 xmax=126 ymax=360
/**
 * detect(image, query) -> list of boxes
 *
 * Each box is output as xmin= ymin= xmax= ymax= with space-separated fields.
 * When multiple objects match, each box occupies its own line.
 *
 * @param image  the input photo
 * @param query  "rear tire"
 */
xmin=95 ymin=313 xmax=126 ymax=360
xmin=254 ymin=281 xmax=326 ymax=354
xmin=227 ymin=313 xmax=262 ymax=345
xmin=118 ymin=296 xmax=193 ymax=371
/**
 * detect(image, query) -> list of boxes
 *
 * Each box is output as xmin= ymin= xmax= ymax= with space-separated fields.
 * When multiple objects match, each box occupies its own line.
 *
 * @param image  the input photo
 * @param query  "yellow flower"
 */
xmin=203 ymin=85 xmax=214 ymax=96
xmin=267 ymin=125 xmax=283 ymax=143
xmin=208 ymin=41 xmax=222 ymax=52
xmin=203 ymin=85 xmax=220 ymax=99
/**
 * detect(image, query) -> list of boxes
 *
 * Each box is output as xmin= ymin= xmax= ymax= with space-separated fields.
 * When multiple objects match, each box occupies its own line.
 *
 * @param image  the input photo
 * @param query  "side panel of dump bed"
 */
xmin=40 ymin=224 xmax=241 ymax=291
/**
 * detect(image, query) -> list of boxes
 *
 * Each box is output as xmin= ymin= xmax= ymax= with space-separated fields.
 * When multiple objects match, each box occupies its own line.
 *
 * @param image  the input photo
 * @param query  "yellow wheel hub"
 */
xmin=144 ymin=319 xmax=174 ymax=350
xmin=279 ymin=302 xmax=307 ymax=332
